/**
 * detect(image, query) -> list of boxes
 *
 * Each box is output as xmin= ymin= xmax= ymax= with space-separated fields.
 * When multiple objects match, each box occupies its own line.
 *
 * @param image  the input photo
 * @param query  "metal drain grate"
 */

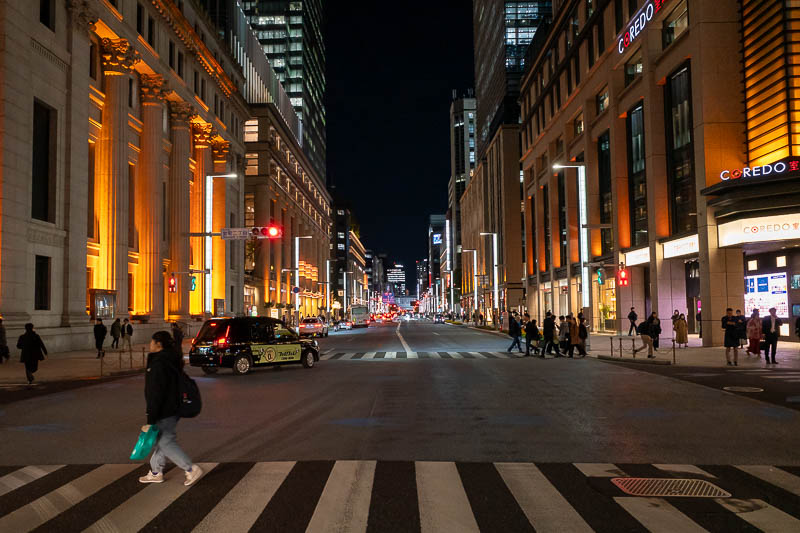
xmin=611 ymin=478 xmax=731 ymax=498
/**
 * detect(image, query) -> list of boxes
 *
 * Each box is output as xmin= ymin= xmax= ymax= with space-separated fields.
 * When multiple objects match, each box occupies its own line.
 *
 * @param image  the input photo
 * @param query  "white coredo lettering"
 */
xmin=617 ymin=0 xmax=666 ymax=54
xmin=719 ymin=161 xmax=792 ymax=180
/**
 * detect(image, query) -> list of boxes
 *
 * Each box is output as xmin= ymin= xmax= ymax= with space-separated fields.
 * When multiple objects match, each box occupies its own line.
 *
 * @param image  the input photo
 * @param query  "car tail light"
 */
xmin=213 ymin=325 xmax=230 ymax=347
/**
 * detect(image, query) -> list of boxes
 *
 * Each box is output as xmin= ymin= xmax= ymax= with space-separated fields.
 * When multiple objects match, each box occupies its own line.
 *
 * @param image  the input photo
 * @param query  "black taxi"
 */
xmin=188 ymin=316 xmax=319 ymax=375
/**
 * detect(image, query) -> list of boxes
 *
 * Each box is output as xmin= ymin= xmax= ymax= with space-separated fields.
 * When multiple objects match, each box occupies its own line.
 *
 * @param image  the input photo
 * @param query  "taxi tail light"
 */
xmin=213 ymin=325 xmax=231 ymax=347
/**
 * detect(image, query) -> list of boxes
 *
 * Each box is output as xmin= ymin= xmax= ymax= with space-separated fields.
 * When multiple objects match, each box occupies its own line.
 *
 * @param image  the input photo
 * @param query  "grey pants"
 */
xmin=150 ymin=416 xmax=192 ymax=474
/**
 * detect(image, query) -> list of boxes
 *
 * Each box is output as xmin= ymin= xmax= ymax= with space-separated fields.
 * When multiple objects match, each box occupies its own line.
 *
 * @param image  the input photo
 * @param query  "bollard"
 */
xmin=672 ymin=338 xmax=676 ymax=365
xmin=610 ymin=337 xmax=614 ymax=357
xmin=119 ymin=351 xmax=122 ymax=370
xmin=129 ymin=350 xmax=133 ymax=370
xmin=100 ymin=354 xmax=103 ymax=377
xmin=619 ymin=338 xmax=623 ymax=358
xmin=142 ymin=347 xmax=145 ymax=368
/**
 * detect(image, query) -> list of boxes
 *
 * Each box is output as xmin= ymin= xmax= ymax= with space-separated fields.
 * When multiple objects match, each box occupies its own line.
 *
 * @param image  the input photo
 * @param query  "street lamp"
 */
xmin=463 ymin=248 xmax=478 ymax=318
xmin=553 ymin=163 xmax=590 ymax=309
xmin=342 ymin=271 xmax=354 ymax=316
xmin=480 ymin=232 xmax=499 ymax=326
xmin=205 ymin=173 xmax=238 ymax=314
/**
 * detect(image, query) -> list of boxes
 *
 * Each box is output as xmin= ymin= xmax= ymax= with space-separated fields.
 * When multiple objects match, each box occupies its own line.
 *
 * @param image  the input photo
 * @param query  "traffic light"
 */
xmin=251 ymin=224 xmax=283 ymax=239
xmin=168 ymin=275 xmax=177 ymax=293
xmin=597 ymin=268 xmax=605 ymax=285
xmin=190 ymin=276 xmax=197 ymax=292
xmin=618 ymin=268 xmax=629 ymax=287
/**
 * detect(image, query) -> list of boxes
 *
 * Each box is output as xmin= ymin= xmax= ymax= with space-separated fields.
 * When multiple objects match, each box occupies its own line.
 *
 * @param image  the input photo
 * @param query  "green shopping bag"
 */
xmin=130 ymin=425 xmax=160 ymax=461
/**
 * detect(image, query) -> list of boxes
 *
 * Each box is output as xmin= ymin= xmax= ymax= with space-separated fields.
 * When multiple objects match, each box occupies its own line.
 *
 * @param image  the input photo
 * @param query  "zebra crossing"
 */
xmin=1 ymin=460 xmax=800 ymax=532
xmin=320 ymin=351 xmax=536 ymax=360
xmin=728 ymin=368 xmax=800 ymax=384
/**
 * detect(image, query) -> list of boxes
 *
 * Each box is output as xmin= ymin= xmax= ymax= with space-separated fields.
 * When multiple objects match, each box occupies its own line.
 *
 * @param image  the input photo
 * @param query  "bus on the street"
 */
xmin=350 ymin=305 xmax=370 ymax=327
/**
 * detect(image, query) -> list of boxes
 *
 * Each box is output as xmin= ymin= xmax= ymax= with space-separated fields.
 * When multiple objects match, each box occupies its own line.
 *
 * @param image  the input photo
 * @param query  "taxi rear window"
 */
xmin=195 ymin=320 xmax=250 ymax=343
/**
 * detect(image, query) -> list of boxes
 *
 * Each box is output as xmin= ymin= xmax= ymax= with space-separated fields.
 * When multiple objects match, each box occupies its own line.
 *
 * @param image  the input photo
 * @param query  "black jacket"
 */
xmin=627 ymin=311 xmax=637 ymax=322
xmin=93 ymin=324 xmax=107 ymax=342
xmin=524 ymin=321 xmax=539 ymax=340
xmin=509 ymin=317 xmax=521 ymax=337
xmin=762 ymin=316 xmax=783 ymax=337
xmin=542 ymin=317 xmax=556 ymax=339
xmin=145 ymin=350 xmax=182 ymax=425
xmin=17 ymin=332 xmax=46 ymax=363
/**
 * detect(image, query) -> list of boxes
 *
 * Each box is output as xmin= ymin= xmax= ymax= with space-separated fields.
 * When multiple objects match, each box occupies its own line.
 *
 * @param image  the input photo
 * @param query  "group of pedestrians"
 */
xmin=725 ymin=307 xmax=783 ymax=366
xmin=506 ymin=310 xmax=588 ymax=358
xmin=93 ymin=317 xmax=134 ymax=358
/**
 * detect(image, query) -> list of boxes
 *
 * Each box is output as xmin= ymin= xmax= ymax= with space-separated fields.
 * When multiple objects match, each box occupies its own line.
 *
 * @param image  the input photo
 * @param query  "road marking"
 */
xmin=735 ymin=465 xmax=800 ymax=497
xmin=0 ymin=464 xmax=138 ymax=533
xmin=396 ymin=323 xmax=412 ymax=353
xmin=306 ymin=461 xmax=375 ymax=533
xmin=496 ymin=462 xmax=592 ymax=533
xmin=407 ymin=352 xmax=418 ymax=358
xmin=432 ymin=332 xmax=440 ymax=336
xmin=573 ymin=463 xmax=627 ymax=477
xmin=653 ymin=464 xmax=716 ymax=478
xmin=416 ymin=462 xmax=480 ymax=533
xmin=0 ymin=465 xmax=64 ymax=497
xmin=385 ymin=352 xmax=397 ymax=359
xmin=614 ymin=497 xmax=708 ymax=533
xmin=193 ymin=462 xmax=294 ymax=533
xmin=362 ymin=352 xmax=376 ymax=359
xmin=715 ymin=498 xmax=800 ymax=531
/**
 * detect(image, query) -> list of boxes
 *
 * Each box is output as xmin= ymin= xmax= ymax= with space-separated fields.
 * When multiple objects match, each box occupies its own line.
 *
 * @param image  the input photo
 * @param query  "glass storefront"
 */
xmin=594 ymin=271 xmax=616 ymax=332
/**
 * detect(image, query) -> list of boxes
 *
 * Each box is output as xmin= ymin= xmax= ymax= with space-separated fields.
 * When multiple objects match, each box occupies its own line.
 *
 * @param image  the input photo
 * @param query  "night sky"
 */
xmin=325 ymin=2 xmax=474 ymax=283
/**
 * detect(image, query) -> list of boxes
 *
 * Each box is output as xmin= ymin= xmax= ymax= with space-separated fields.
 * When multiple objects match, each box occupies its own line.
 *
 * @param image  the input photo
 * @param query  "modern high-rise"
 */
xmin=244 ymin=0 xmax=326 ymax=178
xmin=387 ymin=264 xmax=407 ymax=296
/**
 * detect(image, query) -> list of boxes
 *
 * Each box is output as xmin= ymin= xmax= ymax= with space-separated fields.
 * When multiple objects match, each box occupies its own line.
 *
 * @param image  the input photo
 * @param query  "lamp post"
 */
xmin=326 ymin=259 xmax=331 ymax=321
xmin=204 ymin=173 xmax=238 ymax=314
xmin=480 ymin=232 xmax=499 ymax=327
xmin=343 ymin=271 xmax=354 ymax=317
xmin=553 ymin=163 xmax=590 ymax=311
xmin=463 ymin=248 xmax=478 ymax=318
xmin=294 ymin=235 xmax=313 ymax=323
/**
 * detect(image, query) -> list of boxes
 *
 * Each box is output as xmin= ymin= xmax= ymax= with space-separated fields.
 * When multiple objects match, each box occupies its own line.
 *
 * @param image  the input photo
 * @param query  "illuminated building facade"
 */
xmin=519 ymin=0 xmax=800 ymax=345
xmin=0 ymin=0 xmax=289 ymax=350
xmin=243 ymin=103 xmax=331 ymax=322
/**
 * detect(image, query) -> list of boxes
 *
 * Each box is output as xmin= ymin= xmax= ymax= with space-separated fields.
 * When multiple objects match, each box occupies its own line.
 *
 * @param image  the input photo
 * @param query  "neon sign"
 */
xmin=617 ymin=0 xmax=670 ymax=54
xmin=720 ymin=160 xmax=799 ymax=180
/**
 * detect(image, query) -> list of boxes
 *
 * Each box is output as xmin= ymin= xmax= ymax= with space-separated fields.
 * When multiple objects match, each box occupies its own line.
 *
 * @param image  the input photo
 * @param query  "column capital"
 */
xmin=191 ymin=121 xmax=214 ymax=148
xmin=100 ymin=38 xmax=140 ymax=74
xmin=66 ymin=0 xmax=99 ymax=32
xmin=139 ymin=74 xmax=167 ymax=104
xmin=168 ymin=101 xmax=193 ymax=125
xmin=212 ymin=138 xmax=230 ymax=164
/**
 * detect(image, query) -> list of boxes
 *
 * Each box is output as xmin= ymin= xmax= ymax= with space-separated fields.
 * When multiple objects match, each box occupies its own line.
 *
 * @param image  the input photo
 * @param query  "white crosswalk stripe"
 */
xmin=315 ymin=351 xmax=529 ymax=360
xmin=2 ymin=461 xmax=798 ymax=532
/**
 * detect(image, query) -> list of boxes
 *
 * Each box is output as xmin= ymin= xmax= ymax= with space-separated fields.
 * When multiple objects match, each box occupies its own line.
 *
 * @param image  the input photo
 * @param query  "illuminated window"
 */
xmin=748 ymin=260 xmax=758 ymax=271
xmin=244 ymin=119 xmax=258 ymax=142
xmin=777 ymin=256 xmax=787 ymax=267
xmin=245 ymin=153 xmax=258 ymax=175
xmin=338 ymin=244 xmax=345 ymax=250
xmin=596 ymin=87 xmax=609 ymax=114
xmin=625 ymin=51 xmax=643 ymax=86
xmin=574 ymin=113 xmax=584 ymax=136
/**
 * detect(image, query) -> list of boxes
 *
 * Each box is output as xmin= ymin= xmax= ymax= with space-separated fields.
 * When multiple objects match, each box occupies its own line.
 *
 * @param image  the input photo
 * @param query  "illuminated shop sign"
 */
xmin=718 ymin=213 xmax=800 ymax=246
xmin=720 ymin=160 xmax=799 ymax=180
xmin=432 ymin=234 xmax=442 ymax=245
xmin=617 ymin=0 xmax=671 ymax=54
xmin=745 ymin=272 xmax=788 ymax=318
xmin=625 ymin=247 xmax=650 ymax=266
xmin=663 ymin=234 xmax=699 ymax=258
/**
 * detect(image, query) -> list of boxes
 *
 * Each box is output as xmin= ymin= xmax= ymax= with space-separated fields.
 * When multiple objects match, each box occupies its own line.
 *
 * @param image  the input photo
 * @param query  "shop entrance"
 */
xmin=685 ymin=260 xmax=700 ymax=333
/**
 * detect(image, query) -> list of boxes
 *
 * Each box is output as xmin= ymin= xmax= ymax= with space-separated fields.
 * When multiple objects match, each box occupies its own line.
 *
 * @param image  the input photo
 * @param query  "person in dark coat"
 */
xmin=507 ymin=313 xmax=523 ymax=353
xmin=721 ymin=308 xmax=739 ymax=366
xmin=171 ymin=322 xmax=185 ymax=356
xmin=627 ymin=307 xmax=638 ymax=336
xmin=762 ymin=307 xmax=783 ymax=365
xmin=0 ymin=317 xmax=9 ymax=363
xmin=735 ymin=309 xmax=747 ymax=348
xmin=542 ymin=311 xmax=561 ymax=356
xmin=17 ymin=323 xmax=46 ymax=384
xmin=139 ymin=331 xmax=203 ymax=486
xmin=110 ymin=318 xmax=121 ymax=349
xmin=524 ymin=314 xmax=540 ymax=357
xmin=647 ymin=312 xmax=662 ymax=350
xmin=93 ymin=319 xmax=107 ymax=358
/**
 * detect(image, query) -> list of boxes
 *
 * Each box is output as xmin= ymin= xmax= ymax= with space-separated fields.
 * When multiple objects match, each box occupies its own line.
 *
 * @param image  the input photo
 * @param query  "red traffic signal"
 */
xmin=252 ymin=225 xmax=283 ymax=239
xmin=168 ymin=275 xmax=177 ymax=293
xmin=617 ymin=268 xmax=629 ymax=287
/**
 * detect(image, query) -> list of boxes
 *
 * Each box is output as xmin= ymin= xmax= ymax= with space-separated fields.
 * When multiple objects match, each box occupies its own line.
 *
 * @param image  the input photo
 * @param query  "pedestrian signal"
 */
xmin=190 ymin=276 xmax=197 ymax=292
xmin=597 ymin=268 xmax=605 ymax=285
xmin=251 ymin=225 xmax=283 ymax=239
xmin=618 ymin=268 xmax=629 ymax=287
xmin=168 ymin=275 xmax=177 ymax=293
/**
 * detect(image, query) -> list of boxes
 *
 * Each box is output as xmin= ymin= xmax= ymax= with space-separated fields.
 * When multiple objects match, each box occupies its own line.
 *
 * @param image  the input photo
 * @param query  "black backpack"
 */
xmin=636 ymin=321 xmax=648 ymax=335
xmin=177 ymin=370 xmax=202 ymax=418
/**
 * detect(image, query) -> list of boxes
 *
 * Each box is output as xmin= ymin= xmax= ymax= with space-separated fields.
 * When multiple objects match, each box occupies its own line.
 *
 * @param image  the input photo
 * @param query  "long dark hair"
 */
xmin=151 ymin=330 xmax=183 ymax=367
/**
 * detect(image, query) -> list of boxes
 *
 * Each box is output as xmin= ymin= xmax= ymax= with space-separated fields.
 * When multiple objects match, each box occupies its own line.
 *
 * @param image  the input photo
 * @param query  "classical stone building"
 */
xmin=243 ymin=103 xmax=331 ymax=322
xmin=0 ymin=0 xmax=281 ymax=350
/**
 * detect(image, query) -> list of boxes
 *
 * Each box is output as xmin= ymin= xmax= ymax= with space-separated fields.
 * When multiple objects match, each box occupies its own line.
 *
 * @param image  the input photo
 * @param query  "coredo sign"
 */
xmin=719 ymin=160 xmax=799 ymax=180
xmin=617 ymin=0 xmax=671 ymax=54
xmin=718 ymin=213 xmax=800 ymax=246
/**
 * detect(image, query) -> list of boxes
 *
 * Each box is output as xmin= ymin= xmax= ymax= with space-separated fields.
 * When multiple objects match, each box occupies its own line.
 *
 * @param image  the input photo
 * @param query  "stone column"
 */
xmin=254 ymin=178 xmax=271 ymax=308
xmin=191 ymin=122 xmax=213 ymax=315
xmin=137 ymin=74 xmax=166 ymax=319
xmin=97 ymin=39 xmax=139 ymax=317
xmin=168 ymin=102 xmax=192 ymax=319
xmin=211 ymin=138 xmax=229 ymax=311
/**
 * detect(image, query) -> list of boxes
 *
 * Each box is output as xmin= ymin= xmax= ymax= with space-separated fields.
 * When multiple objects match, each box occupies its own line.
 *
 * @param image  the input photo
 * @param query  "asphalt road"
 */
xmin=3 ymin=319 xmax=800 ymax=531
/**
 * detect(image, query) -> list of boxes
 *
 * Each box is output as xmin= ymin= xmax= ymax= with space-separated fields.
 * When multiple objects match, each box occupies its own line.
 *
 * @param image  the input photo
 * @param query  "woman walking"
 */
xmin=17 ymin=323 xmax=46 ymax=384
xmin=722 ymin=308 xmax=740 ymax=366
xmin=648 ymin=312 xmax=662 ymax=350
xmin=736 ymin=309 xmax=747 ymax=349
xmin=746 ymin=309 xmax=762 ymax=357
xmin=110 ymin=318 xmax=121 ymax=349
xmin=673 ymin=313 xmax=689 ymax=347
xmin=139 ymin=331 xmax=204 ymax=486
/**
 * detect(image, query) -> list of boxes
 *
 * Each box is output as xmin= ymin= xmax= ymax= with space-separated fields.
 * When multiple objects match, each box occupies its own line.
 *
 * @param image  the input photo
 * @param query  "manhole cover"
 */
xmin=723 ymin=386 xmax=764 ymax=393
xmin=612 ymin=478 xmax=731 ymax=498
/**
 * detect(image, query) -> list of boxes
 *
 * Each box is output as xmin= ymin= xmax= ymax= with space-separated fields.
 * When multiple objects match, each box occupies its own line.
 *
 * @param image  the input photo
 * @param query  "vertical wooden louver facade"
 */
xmin=741 ymin=0 xmax=800 ymax=166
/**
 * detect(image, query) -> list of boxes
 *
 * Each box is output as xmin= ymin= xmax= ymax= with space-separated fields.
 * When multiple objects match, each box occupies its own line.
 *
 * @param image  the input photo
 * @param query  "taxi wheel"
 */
xmin=201 ymin=366 xmax=218 ymax=375
xmin=302 ymin=350 xmax=315 ymax=368
xmin=232 ymin=355 xmax=252 ymax=375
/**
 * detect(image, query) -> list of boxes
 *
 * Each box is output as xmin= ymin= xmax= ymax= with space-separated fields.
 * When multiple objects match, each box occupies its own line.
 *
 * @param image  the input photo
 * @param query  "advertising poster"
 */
xmin=744 ymin=272 xmax=788 ymax=318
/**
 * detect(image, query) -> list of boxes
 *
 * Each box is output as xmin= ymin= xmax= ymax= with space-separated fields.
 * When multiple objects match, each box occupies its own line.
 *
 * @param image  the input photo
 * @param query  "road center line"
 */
xmin=396 ymin=323 xmax=412 ymax=353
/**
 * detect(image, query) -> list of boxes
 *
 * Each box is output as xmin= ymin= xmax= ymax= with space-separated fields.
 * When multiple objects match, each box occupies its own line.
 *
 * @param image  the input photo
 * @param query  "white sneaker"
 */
xmin=139 ymin=471 xmax=163 ymax=484
xmin=184 ymin=464 xmax=204 ymax=486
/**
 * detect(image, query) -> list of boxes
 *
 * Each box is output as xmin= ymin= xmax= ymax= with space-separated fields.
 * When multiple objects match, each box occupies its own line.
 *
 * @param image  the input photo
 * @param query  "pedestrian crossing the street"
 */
xmin=1 ymin=460 xmax=799 ymax=532
xmin=320 ymin=351 xmax=545 ymax=360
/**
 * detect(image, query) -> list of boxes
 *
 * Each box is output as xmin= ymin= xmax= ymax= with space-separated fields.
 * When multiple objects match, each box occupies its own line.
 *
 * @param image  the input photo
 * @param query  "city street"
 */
xmin=2 ymin=320 xmax=800 ymax=531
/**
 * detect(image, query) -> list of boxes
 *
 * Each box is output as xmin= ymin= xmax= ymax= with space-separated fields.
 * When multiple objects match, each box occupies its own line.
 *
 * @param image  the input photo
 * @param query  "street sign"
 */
xmin=221 ymin=227 xmax=252 ymax=240
xmin=292 ymin=286 xmax=301 ymax=294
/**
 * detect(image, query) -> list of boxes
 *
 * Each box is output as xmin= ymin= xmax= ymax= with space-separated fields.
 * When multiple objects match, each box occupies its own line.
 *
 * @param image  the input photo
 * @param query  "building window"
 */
xmin=244 ymin=119 xmax=258 ymax=142
xmin=558 ymin=172 xmax=567 ymax=266
xmin=128 ymin=77 xmax=134 ymax=108
xmin=162 ymin=182 xmax=167 ymax=241
xmin=586 ymin=0 xmax=594 ymax=18
xmin=542 ymin=184 xmax=551 ymax=270
xmin=748 ymin=259 xmax=758 ymax=271
xmin=615 ymin=0 xmax=624 ymax=32
xmin=88 ymin=142 xmax=95 ymax=238
xmin=40 ymin=0 xmax=55 ymax=29
xmin=628 ymin=0 xmax=637 ymax=17
xmin=147 ymin=16 xmax=155 ymax=47
xmin=128 ymin=273 xmax=134 ymax=312
xmin=337 ymin=232 xmax=345 ymax=239
xmin=245 ymin=153 xmax=258 ymax=175
xmin=627 ymin=103 xmax=648 ymax=247
xmin=194 ymin=71 xmax=199 ymax=94
xmin=588 ymin=28 xmax=595 ymax=67
xmin=177 ymin=51 xmax=184 ymax=78
xmin=169 ymin=41 xmax=175 ymax=70
xmin=200 ymin=78 xmax=206 ymax=102
xmin=663 ymin=0 xmax=689 ymax=49
xmin=574 ymin=113 xmax=584 ymax=137
xmin=598 ymin=132 xmax=613 ymax=254
xmin=666 ymin=64 xmax=696 ymax=234
xmin=32 ymin=99 xmax=55 ymax=223
xmin=573 ymin=56 xmax=581 ymax=86
xmin=571 ymin=8 xmax=580 ymax=43
xmin=136 ymin=3 xmax=144 ymax=35
xmin=128 ymin=164 xmax=136 ymax=246
xmin=89 ymin=41 xmax=98 ymax=80
xmin=34 ymin=256 xmax=51 ymax=310
xmin=596 ymin=87 xmax=609 ymax=115
xmin=777 ymin=256 xmax=787 ymax=268
xmin=337 ymin=243 xmax=345 ymax=251
xmin=555 ymin=136 xmax=564 ymax=155
xmin=625 ymin=51 xmax=643 ymax=86
xmin=337 ymin=209 xmax=345 ymax=216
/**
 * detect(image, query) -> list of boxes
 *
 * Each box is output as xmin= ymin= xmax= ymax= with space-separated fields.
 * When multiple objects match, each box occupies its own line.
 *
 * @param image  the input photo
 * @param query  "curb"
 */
xmin=107 ymin=368 xmax=145 ymax=377
xmin=597 ymin=354 xmax=672 ymax=365
xmin=467 ymin=326 xmax=509 ymax=338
